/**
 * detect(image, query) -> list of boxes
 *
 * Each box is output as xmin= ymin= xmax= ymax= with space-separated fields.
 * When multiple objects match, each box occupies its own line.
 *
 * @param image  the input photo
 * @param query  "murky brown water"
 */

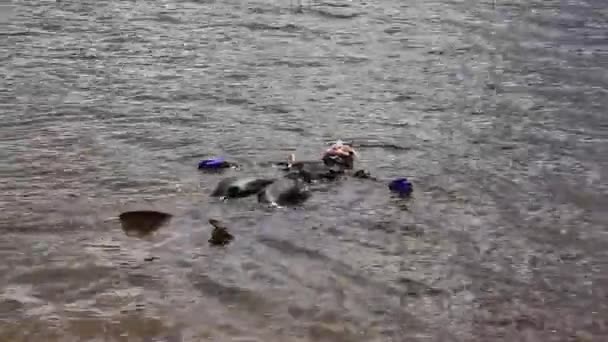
xmin=1 ymin=0 xmax=607 ymax=341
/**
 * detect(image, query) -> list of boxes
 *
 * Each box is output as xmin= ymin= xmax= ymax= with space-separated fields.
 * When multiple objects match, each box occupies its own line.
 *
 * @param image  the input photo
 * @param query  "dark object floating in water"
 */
xmin=208 ymin=219 xmax=233 ymax=246
xmin=118 ymin=210 xmax=172 ymax=237
xmin=211 ymin=176 xmax=276 ymax=199
xmin=389 ymin=178 xmax=413 ymax=197
xmin=198 ymin=157 xmax=237 ymax=171
xmin=283 ymin=160 xmax=345 ymax=183
xmin=258 ymin=177 xmax=311 ymax=207
xmin=353 ymin=169 xmax=371 ymax=179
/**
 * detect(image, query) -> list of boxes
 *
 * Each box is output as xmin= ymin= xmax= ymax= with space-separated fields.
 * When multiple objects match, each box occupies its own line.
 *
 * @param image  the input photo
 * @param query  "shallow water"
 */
xmin=1 ymin=0 xmax=607 ymax=341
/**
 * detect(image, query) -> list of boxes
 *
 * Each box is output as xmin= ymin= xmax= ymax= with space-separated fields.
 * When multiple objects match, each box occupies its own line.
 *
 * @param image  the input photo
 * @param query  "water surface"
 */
xmin=1 ymin=0 xmax=607 ymax=341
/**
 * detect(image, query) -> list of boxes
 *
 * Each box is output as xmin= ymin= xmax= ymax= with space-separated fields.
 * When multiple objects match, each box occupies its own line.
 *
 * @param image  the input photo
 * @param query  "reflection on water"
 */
xmin=1 ymin=0 xmax=607 ymax=341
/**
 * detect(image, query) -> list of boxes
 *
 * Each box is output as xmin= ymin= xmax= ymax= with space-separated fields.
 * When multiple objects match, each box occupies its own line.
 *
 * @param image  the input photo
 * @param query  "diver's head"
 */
xmin=322 ymin=140 xmax=357 ymax=169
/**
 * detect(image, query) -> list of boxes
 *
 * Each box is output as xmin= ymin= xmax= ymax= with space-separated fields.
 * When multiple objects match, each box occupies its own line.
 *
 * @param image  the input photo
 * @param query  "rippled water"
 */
xmin=1 ymin=0 xmax=607 ymax=341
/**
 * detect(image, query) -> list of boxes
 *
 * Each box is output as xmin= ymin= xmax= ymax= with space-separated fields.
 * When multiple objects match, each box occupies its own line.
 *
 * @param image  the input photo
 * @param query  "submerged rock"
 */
xmin=208 ymin=219 xmax=234 ymax=246
xmin=118 ymin=210 xmax=172 ymax=237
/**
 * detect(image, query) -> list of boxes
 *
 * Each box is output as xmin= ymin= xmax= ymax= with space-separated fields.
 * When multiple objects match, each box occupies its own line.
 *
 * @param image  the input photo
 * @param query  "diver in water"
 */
xmin=208 ymin=140 xmax=375 ymax=208
xmin=321 ymin=140 xmax=357 ymax=170
xmin=280 ymin=140 xmax=370 ymax=182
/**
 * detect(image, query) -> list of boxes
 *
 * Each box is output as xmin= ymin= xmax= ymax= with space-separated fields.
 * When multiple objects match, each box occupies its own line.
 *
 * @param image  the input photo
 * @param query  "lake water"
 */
xmin=1 ymin=0 xmax=607 ymax=341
